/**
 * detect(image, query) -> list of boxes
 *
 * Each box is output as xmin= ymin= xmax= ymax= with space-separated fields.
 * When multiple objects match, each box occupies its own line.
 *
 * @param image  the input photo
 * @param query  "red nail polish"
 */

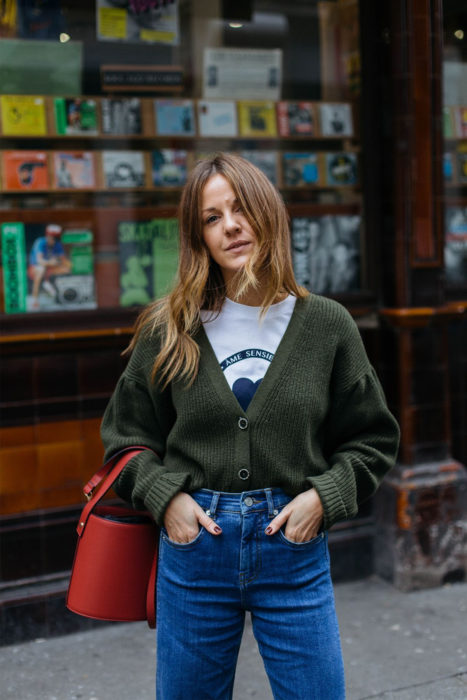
xmin=213 ymin=526 xmax=221 ymax=534
xmin=265 ymin=526 xmax=273 ymax=535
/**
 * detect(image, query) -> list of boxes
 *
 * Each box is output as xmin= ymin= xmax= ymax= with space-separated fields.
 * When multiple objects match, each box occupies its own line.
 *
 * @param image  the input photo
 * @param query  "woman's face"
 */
xmin=201 ymin=174 xmax=256 ymax=285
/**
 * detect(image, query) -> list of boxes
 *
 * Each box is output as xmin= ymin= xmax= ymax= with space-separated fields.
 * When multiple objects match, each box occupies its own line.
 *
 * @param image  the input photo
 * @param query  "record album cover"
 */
xmin=1 ymin=221 xmax=96 ymax=313
xmin=54 ymin=97 xmax=98 ymax=135
xmin=152 ymin=150 xmax=187 ymax=186
xmin=118 ymin=218 xmax=179 ymax=306
xmin=53 ymin=151 xmax=96 ymax=189
xmin=325 ymin=152 xmax=358 ymax=186
xmin=154 ymin=99 xmax=195 ymax=136
xmin=282 ymin=153 xmax=321 ymax=186
xmin=102 ymin=150 xmax=146 ymax=188
xmin=101 ymin=98 xmax=142 ymax=135
xmin=277 ymin=102 xmax=317 ymax=137
xmin=197 ymin=100 xmax=237 ymax=137
xmin=319 ymin=103 xmax=353 ymax=138
xmin=237 ymin=101 xmax=277 ymax=137
xmin=2 ymin=150 xmax=49 ymax=190
xmin=1 ymin=95 xmax=47 ymax=135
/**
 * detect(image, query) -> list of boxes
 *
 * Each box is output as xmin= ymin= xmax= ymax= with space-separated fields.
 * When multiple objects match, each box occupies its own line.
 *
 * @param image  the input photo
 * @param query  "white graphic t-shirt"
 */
xmin=200 ymin=295 xmax=296 ymax=411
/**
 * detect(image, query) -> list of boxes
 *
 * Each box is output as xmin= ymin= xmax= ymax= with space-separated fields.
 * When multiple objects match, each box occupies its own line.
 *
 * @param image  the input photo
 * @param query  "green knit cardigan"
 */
xmin=101 ymin=294 xmax=400 ymax=529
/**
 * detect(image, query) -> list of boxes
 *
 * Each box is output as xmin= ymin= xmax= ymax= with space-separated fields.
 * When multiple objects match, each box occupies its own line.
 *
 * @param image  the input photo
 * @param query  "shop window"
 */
xmin=442 ymin=0 xmax=467 ymax=293
xmin=0 ymin=0 xmax=368 ymax=325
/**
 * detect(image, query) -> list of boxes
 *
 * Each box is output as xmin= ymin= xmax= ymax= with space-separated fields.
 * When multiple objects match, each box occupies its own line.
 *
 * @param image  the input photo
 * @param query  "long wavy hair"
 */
xmin=128 ymin=152 xmax=307 ymax=387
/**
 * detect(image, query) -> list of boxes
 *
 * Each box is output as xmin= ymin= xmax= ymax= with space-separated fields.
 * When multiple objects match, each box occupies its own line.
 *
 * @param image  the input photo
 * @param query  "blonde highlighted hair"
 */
xmin=128 ymin=152 xmax=307 ymax=387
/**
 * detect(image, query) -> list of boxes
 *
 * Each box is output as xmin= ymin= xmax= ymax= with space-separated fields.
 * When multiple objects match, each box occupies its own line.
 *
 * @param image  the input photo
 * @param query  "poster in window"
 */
xmin=97 ymin=0 xmax=179 ymax=45
xmin=292 ymin=216 xmax=361 ymax=295
xmin=203 ymin=48 xmax=282 ymax=100
xmin=445 ymin=207 xmax=467 ymax=285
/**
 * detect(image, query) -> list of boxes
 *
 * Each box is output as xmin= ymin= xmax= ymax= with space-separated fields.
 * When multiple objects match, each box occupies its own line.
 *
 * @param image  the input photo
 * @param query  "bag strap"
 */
xmin=77 ymin=448 xmax=150 ymax=536
xmin=83 ymin=445 xmax=149 ymax=500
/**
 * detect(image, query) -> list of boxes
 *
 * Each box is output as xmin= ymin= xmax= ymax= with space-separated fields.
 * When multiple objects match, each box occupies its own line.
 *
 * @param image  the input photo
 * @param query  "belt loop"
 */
xmin=208 ymin=491 xmax=220 ymax=517
xmin=265 ymin=488 xmax=275 ymax=518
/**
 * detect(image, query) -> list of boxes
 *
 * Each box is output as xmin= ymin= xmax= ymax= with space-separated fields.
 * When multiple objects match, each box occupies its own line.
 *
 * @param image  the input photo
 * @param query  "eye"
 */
xmin=204 ymin=214 xmax=219 ymax=225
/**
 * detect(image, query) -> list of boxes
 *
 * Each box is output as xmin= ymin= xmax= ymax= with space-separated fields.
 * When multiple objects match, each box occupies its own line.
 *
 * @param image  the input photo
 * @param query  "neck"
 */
xmin=226 ymin=283 xmax=287 ymax=307
xmin=223 ymin=268 xmax=287 ymax=307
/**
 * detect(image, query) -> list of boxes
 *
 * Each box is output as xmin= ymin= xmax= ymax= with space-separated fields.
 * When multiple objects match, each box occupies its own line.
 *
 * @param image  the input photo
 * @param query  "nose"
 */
xmin=224 ymin=210 xmax=241 ymax=234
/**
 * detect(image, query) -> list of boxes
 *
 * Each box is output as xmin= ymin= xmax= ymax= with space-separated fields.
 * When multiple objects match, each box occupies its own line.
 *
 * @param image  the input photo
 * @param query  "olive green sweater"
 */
xmin=101 ymin=294 xmax=400 ymax=529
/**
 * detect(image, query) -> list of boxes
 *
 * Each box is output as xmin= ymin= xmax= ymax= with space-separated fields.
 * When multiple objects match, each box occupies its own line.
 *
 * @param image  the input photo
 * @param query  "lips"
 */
xmin=225 ymin=240 xmax=251 ymax=251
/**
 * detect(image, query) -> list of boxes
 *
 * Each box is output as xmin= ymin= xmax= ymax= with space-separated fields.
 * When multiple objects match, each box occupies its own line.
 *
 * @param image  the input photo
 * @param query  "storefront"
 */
xmin=0 ymin=0 xmax=465 ymax=642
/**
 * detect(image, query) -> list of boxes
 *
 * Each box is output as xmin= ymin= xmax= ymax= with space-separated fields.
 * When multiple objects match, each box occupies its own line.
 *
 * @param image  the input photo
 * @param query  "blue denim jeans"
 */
xmin=156 ymin=488 xmax=345 ymax=700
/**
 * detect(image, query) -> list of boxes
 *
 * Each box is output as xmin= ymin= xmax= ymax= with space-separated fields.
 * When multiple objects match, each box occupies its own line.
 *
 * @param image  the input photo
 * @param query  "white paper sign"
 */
xmin=203 ymin=48 xmax=282 ymax=100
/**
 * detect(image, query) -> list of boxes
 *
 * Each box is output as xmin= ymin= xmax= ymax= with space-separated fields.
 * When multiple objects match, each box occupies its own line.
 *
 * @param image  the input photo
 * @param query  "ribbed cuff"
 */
xmin=307 ymin=472 xmax=349 ymax=530
xmin=144 ymin=472 xmax=191 ymax=527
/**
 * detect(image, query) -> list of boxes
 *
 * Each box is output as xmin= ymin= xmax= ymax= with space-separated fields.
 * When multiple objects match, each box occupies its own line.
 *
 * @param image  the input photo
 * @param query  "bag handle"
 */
xmin=77 ymin=447 xmax=153 ymax=536
xmin=83 ymin=445 xmax=150 ymax=500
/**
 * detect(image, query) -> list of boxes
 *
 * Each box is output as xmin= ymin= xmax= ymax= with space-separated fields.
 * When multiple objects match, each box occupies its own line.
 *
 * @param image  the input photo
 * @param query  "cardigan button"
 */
xmin=238 ymin=417 xmax=248 ymax=430
xmin=238 ymin=468 xmax=250 ymax=480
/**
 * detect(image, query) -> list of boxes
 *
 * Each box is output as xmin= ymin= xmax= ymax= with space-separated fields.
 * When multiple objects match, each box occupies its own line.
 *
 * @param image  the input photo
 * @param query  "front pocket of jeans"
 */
xmin=277 ymin=528 xmax=325 ymax=549
xmin=161 ymin=526 xmax=206 ymax=549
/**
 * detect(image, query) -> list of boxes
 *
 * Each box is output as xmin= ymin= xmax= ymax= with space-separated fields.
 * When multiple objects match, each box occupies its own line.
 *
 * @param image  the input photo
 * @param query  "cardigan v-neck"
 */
xmin=101 ymin=292 xmax=400 ymax=530
xmin=195 ymin=295 xmax=310 ymax=421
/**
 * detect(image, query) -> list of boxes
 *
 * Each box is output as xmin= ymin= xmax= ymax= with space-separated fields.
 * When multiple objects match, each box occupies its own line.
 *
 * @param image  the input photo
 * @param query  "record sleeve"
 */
xmin=54 ymin=98 xmax=98 ymax=135
xmin=197 ymin=100 xmax=237 ymax=137
xmin=237 ymin=101 xmax=277 ymax=137
xmin=282 ymin=153 xmax=321 ymax=186
xmin=276 ymin=102 xmax=317 ymax=137
xmin=102 ymin=150 xmax=146 ymax=188
xmin=101 ymin=98 xmax=142 ymax=135
xmin=151 ymin=150 xmax=187 ymax=186
xmin=118 ymin=218 xmax=179 ymax=306
xmin=325 ymin=152 xmax=358 ymax=186
xmin=2 ymin=151 xmax=49 ymax=190
xmin=319 ymin=103 xmax=353 ymax=137
xmin=154 ymin=99 xmax=195 ymax=136
xmin=1 ymin=95 xmax=47 ymax=136
xmin=1 ymin=222 xmax=96 ymax=313
xmin=53 ymin=151 xmax=96 ymax=189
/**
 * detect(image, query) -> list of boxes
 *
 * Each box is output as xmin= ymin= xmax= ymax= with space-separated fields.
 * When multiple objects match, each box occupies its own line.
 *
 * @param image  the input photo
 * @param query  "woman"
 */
xmin=101 ymin=153 xmax=400 ymax=699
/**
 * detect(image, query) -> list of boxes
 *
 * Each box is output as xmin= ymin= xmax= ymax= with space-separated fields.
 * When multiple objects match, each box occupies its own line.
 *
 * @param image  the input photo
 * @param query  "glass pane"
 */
xmin=442 ymin=1 xmax=467 ymax=289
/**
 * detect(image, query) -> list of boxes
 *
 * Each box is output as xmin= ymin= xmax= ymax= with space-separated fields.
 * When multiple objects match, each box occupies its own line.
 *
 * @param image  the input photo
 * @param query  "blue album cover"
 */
xmin=155 ymin=100 xmax=195 ymax=136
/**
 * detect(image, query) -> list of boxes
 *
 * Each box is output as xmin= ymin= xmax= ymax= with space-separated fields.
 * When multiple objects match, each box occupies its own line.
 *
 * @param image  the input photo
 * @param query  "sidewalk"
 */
xmin=1 ymin=577 xmax=466 ymax=700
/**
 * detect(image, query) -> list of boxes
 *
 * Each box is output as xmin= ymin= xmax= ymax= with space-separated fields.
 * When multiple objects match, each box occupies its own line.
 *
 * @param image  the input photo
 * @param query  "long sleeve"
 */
xmin=307 ymin=314 xmax=400 ymax=530
xmin=100 ymin=336 xmax=191 ymax=526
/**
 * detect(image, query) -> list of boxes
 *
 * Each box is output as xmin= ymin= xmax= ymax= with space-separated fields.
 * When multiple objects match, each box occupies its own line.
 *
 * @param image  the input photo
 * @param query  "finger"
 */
xmin=196 ymin=507 xmax=222 ymax=535
xmin=265 ymin=508 xmax=289 ymax=535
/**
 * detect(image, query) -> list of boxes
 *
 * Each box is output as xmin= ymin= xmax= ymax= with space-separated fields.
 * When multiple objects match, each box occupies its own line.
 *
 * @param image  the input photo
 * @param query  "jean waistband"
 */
xmin=191 ymin=488 xmax=291 ymax=518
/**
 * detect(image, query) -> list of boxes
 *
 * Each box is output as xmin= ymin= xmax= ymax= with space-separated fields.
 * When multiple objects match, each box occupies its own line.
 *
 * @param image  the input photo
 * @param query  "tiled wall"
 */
xmin=0 ymin=339 xmax=128 ymax=515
